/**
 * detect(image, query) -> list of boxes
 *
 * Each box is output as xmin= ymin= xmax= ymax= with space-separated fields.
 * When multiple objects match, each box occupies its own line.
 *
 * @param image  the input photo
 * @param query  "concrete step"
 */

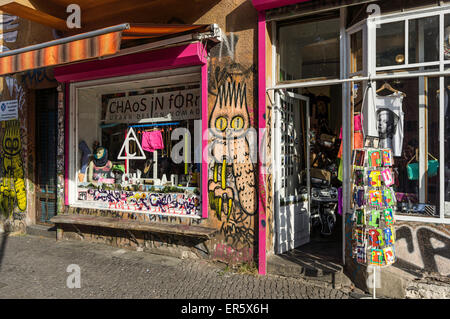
xmin=267 ymin=253 xmax=353 ymax=289
xmin=26 ymin=224 xmax=56 ymax=239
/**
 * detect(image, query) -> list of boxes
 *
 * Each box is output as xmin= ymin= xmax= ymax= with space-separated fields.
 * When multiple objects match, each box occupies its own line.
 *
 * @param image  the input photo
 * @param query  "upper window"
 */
xmin=69 ymin=68 xmax=203 ymax=217
xmin=278 ymin=15 xmax=340 ymax=81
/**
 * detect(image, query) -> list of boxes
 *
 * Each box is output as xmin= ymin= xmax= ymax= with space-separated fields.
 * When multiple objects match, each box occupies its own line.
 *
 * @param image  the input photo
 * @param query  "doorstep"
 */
xmin=26 ymin=224 xmax=57 ymax=239
xmin=267 ymin=251 xmax=353 ymax=290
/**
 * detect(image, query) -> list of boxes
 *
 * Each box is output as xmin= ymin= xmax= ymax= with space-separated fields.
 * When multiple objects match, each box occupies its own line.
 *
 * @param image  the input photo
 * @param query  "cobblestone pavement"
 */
xmin=0 ymin=234 xmax=359 ymax=299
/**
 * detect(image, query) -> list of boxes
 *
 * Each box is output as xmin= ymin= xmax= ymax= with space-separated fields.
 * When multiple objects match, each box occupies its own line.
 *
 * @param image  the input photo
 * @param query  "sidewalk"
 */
xmin=0 ymin=233 xmax=365 ymax=299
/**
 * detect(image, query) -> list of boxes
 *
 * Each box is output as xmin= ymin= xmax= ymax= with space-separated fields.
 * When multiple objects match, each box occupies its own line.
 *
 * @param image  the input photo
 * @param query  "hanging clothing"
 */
xmin=369 ymin=92 xmax=405 ymax=157
xmin=142 ymin=130 xmax=164 ymax=153
xmin=338 ymin=114 xmax=364 ymax=159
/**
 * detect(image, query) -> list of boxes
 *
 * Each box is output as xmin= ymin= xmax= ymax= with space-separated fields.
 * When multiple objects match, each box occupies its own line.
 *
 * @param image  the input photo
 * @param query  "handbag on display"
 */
xmin=406 ymin=150 xmax=439 ymax=180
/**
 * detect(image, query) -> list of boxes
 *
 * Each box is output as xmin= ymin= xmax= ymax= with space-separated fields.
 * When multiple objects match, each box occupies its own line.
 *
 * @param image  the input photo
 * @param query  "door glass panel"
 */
xmin=350 ymin=30 xmax=363 ymax=73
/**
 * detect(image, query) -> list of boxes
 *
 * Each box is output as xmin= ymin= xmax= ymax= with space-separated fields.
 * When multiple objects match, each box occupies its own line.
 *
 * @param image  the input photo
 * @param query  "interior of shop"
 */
xmin=74 ymin=71 xmax=202 ymax=209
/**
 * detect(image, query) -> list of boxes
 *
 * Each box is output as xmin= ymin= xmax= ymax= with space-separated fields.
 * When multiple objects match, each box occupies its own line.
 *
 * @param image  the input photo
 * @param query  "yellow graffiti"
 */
xmin=0 ymin=120 xmax=26 ymax=217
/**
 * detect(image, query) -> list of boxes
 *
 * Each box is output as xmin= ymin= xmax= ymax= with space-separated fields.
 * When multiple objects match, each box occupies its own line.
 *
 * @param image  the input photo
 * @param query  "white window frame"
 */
xmin=370 ymin=5 xmax=450 ymax=223
xmin=68 ymin=66 xmax=203 ymax=219
xmin=268 ymin=5 xmax=450 ymax=228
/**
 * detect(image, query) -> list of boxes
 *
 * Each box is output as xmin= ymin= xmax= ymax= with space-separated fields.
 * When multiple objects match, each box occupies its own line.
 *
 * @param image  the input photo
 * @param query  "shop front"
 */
xmin=254 ymin=0 xmax=450 ymax=295
xmin=0 ymin=0 xmax=266 ymax=272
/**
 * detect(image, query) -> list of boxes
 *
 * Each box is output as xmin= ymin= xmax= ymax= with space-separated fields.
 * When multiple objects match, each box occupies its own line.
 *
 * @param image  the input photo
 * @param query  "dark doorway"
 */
xmin=35 ymin=88 xmax=58 ymax=224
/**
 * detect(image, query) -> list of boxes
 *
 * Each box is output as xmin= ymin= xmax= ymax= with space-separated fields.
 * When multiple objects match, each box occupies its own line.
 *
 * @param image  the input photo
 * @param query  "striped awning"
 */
xmin=0 ymin=23 xmax=212 ymax=77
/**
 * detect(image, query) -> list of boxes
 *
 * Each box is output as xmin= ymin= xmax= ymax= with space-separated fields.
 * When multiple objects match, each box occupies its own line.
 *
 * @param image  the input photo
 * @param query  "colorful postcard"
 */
xmin=368 ymin=170 xmax=382 ymax=187
xmin=355 ymin=209 xmax=365 ymax=226
xmin=368 ymin=210 xmax=381 ymax=228
xmin=384 ymin=227 xmax=395 ymax=245
xmin=369 ymin=190 xmax=383 ymax=207
xmin=353 ymin=150 xmax=366 ymax=167
xmin=368 ymin=229 xmax=380 ymax=248
xmin=381 ymin=168 xmax=394 ymax=187
xmin=355 ymin=227 xmax=366 ymax=246
xmin=382 ymin=149 xmax=393 ymax=166
xmin=382 ymin=188 xmax=396 ymax=207
xmin=356 ymin=246 xmax=367 ymax=264
xmin=376 ymin=228 xmax=385 ymax=247
xmin=368 ymin=150 xmax=382 ymax=167
xmin=369 ymin=249 xmax=384 ymax=266
xmin=383 ymin=246 xmax=396 ymax=265
xmin=354 ymin=169 xmax=365 ymax=187
xmin=354 ymin=189 xmax=365 ymax=207
xmin=384 ymin=208 xmax=395 ymax=226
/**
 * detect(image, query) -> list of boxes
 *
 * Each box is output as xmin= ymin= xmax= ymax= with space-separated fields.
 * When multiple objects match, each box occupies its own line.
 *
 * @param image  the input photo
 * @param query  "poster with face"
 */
xmin=376 ymin=108 xmax=400 ymax=151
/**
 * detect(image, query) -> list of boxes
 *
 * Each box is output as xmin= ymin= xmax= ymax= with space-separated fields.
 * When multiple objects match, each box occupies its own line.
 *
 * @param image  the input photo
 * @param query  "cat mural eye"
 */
xmin=231 ymin=116 xmax=245 ymax=130
xmin=215 ymin=116 xmax=228 ymax=132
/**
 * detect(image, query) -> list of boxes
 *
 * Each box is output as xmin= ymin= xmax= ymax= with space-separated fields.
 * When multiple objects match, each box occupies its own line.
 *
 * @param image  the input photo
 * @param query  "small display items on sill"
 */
xmin=351 ymin=141 xmax=397 ymax=268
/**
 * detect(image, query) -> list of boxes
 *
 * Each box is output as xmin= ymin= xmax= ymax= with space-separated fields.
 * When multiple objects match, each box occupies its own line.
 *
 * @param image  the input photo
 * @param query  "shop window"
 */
xmin=409 ymin=16 xmax=440 ymax=64
xmin=445 ymin=14 xmax=450 ymax=61
xmin=376 ymin=21 xmax=405 ymax=68
xmin=70 ymin=70 xmax=202 ymax=217
xmin=373 ymin=78 xmax=441 ymax=217
xmin=445 ymin=76 xmax=450 ymax=217
xmin=278 ymin=16 xmax=340 ymax=81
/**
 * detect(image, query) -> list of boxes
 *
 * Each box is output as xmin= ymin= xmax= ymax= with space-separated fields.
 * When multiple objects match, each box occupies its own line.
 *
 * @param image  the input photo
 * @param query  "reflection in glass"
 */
xmin=376 ymin=21 xmax=405 ymax=67
xmin=279 ymin=17 xmax=340 ymax=81
xmin=350 ymin=31 xmax=363 ymax=73
xmin=409 ymin=16 xmax=439 ymax=64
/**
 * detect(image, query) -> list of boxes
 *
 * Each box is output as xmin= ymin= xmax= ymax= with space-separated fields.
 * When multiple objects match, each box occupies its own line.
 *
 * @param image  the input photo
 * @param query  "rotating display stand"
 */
xmin=351 ymin=147 xmax=397 ymax=298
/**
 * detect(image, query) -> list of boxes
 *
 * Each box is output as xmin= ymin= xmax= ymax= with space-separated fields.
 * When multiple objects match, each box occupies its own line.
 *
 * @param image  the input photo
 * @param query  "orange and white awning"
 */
xmin=0 ymin=23 xmax=213 ymax=76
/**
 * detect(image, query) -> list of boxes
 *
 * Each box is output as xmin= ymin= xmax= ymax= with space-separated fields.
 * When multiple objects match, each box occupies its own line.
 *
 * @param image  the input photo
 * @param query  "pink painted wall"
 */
xmin=252 ymin=0 xmax=310 ymax=11
xmin=54 ymin=43 xmax=210 ymax=219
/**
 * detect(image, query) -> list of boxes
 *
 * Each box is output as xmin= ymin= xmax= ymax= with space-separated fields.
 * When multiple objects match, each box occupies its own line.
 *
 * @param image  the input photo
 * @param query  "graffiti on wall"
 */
xmin=0 ymin=120 xmax=26 ymax=217
xmin=207 ymin=54 xmax=257 ymax=249
xmin=395 ymin=224 xmax=450 ymax=276
xmin=77 ymin=188 xmax=200 ymax=216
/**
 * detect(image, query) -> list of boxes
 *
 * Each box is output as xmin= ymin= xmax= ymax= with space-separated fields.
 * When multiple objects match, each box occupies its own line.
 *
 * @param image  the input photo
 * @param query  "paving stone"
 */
xmin=0 ymin=234 xmax=354 ymax=299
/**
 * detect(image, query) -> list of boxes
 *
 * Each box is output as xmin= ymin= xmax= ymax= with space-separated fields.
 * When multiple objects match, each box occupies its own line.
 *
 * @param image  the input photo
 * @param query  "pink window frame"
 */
xmin=54 ymin=42 xmax=210 ymax=219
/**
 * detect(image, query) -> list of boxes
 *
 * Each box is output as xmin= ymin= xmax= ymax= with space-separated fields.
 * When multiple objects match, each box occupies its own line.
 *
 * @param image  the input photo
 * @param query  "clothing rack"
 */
xmin=129 ymin=122 xmax=180 ymax=128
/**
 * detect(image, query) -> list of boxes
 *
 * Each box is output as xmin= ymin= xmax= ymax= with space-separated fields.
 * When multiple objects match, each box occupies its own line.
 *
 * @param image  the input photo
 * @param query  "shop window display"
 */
xmin=371 ymin=78 xmax=440 ymax=217
xmin=73 ymin=78 xmax=202 ymax=217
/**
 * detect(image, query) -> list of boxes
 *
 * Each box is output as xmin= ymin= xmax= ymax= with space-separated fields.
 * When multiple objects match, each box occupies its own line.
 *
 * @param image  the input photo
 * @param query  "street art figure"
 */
xmin=0 ymin=120 xmax=26 ymax=217
xmin=208 ymin=80 xmax=257 ymax=221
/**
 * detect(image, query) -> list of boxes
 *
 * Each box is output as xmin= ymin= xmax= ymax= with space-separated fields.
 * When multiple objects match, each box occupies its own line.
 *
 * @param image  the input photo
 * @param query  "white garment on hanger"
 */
xmin=369 ymin=92 xmax=405 ymax=157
